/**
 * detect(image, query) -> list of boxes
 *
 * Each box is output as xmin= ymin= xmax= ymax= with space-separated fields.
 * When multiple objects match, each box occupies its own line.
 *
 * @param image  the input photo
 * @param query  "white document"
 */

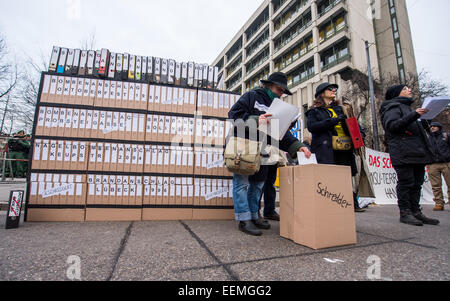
xmin=260 ymin=98 xmax=300 ymax=141
xmin=421 ymin=96 xmax=450 ymax=120
xmin=297 ymin=152 xmax=318 ymax=166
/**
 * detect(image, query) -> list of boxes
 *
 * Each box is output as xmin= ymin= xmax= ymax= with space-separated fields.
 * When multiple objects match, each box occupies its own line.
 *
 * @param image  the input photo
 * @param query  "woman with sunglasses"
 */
xmin=380 ymin=85 xmax=440 ymax=226
xmin=305 ymin=82 xmax=365 ymax=212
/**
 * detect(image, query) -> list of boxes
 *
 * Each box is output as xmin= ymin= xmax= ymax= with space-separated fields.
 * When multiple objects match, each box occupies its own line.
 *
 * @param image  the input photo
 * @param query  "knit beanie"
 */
xmin=385 ymin=85 xmax=406 ymax=100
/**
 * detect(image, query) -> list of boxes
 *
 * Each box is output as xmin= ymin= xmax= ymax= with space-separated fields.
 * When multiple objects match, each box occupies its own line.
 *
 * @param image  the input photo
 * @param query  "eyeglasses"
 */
xmin=327 ymin=87 xmax=338 ymax=92
xmin=403 ymin=87 xmax=412 ymax=92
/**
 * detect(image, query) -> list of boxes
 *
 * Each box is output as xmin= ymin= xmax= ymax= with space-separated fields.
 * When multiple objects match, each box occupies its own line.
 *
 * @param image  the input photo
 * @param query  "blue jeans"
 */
xmin=233 ymin=174 xmax=265 ymax=221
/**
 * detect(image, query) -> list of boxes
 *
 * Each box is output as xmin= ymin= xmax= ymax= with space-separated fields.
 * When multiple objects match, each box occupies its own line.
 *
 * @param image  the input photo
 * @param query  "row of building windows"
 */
xmin=389 ymin=0 xmax=405 ymax=83
xmin=273 ymin=0 xmax=310 ymax=33
xmin=245 ymin=66 xmax=270 ymax=92
xmin=317 ymin=0 xmax=344 ymax=18
xmin=274 ymin=10 xmax=312 ymax=53
xmin=227 ymin=71 xmax=243 ymax=90
xmin=246 ymin=47 xmax=270 ymax=75
xmin=287 ymin=59 xmax=315 ymax=88
xmin=246 ymin=8 xmax=270 ymax=42
xmin=318 ymin=13 xmax=346 ymax=43
xmin=320 ymin=38 xmax=349 ymax=71
xmin=274 ymin=34 xmax=313 ymax=72
xmin=227 ymin=55 xmax=242 ymax=76
xmin=273 ymin=0 xmax=288 ymax=13
xmin=226 ymin=38 xmax=243 ymax=62
xmin=246 ymin=28 xmax=270 ymax=58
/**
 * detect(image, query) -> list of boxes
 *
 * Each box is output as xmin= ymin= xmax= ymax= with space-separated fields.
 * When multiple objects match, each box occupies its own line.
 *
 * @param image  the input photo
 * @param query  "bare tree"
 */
xmin=0 ymin=36 xmax=18 ymax=100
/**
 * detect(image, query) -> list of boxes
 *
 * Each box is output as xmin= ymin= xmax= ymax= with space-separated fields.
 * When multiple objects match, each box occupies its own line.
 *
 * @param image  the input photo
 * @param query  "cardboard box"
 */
xmin=279 ymin=164 xmax=357 ymax=250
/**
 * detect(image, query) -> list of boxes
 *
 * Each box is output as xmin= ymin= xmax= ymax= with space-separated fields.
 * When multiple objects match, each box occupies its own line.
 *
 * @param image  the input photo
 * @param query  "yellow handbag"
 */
xmin=332 ymin=136 xmax=353 ymax=151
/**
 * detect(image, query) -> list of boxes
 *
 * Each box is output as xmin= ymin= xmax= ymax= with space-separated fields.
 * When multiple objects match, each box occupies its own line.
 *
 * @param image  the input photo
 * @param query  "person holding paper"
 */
xmin=427 ymin=122 xmax=450 ymax=211
xmin=380 ymin=84 xmax=440 ymax=226
xmin=305 ymin=83 xmax=365 ymax=212
xmin=228 ymin=72 xmax=311 ymax=236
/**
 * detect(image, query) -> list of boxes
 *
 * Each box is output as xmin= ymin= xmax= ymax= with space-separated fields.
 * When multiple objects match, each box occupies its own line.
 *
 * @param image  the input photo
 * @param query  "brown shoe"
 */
xmin=433 ymin=205 xmax=444 ymax=211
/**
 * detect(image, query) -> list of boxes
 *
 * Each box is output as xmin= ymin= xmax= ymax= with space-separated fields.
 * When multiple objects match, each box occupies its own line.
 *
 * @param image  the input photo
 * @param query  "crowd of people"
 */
xmin=227 ymin=72 xmax=449 ymax=236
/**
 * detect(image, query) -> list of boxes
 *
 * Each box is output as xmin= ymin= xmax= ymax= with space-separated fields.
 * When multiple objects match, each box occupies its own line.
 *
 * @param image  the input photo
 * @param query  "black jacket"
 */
xmin=430 ymin=129 xmax=450 ymax=163
xmin=228 ymin=88 xmax=303 ymax=182
xmin=380 ymin=97 xmax=435 ymax=166
xmin=305 ymin=104 xmax=357 ymax=175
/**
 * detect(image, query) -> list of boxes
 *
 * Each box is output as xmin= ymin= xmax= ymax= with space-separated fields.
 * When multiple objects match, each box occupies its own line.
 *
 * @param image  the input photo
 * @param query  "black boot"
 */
xmin=400 ymin=210 xmax=423 ymax=226
xmin=239 ymin=221 xmax=263 ymax=236
xmin=252 ymin=218 xmax=271 ymax=230
xmin=413 ymin=212 xmax=440 ymax=226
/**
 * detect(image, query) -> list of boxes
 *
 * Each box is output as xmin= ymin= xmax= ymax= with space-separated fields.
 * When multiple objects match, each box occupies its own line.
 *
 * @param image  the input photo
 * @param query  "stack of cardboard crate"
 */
xmin=26 ymin=46 xmax=239 ymax=222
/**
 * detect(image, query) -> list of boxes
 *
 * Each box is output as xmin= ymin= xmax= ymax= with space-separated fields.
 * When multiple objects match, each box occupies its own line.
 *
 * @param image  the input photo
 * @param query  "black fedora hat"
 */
xmin=260 ymin=72 xmax=293 ymax=96
xmin=315 ymin=82 xmax=339 ymax=99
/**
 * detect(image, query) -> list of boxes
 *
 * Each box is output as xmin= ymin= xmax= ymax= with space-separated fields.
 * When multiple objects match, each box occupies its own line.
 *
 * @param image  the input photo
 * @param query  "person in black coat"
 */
xmin=427 ymin=122 xmax=450 ymax=211
xmin=228 ymin=72 xmax=311 ymax=236
xmin=380 ymin=84 xmax=440 ymax=226
xmin=305 ymin=82 xmax=364 ymax=212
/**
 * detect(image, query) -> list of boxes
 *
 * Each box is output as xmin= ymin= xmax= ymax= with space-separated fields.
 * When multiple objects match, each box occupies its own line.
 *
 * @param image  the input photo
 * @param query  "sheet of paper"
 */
xmin=260 ymin=98 xmax=300 ymax=141
xmin=297 ymin=152 xmax=318 ymax=166
xmin=421 ymin=96 xmax=450 ymax=120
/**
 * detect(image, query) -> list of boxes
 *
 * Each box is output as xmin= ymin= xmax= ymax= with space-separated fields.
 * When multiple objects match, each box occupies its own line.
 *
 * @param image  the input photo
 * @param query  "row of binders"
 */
xmin=28 ymin=173 xmax=234 ymax=207
xmin=36 ymin=107 xmax=233 ymax=145
xmin=31 ymin=140 xmax=230 ymax=177
xmin=48 ymin=47 xmax=222 ymax=89
xmin=41 ymin=74 xmax=237 ymax=117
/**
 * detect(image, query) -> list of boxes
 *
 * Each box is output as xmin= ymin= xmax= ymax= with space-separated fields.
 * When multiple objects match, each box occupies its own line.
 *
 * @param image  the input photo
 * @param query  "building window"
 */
xmin=246 ymin=67 xmax=270 ymax=92
xmin=274 ymin=34 xmax=314 ymax=72
xmin=246 ymin=8 xmax=269 ymax=42
xmin=317 ymin=0 xmax=343 ymax=18
xmin=274 ymin=9 xmax=312 ymax=53
xmin=320 ymin=39 xmax=350 ymax=71
xmin=318 ymin=12 xmax=347 ymax=44
xmin=286 ymin=59 xmax=315 ymax=88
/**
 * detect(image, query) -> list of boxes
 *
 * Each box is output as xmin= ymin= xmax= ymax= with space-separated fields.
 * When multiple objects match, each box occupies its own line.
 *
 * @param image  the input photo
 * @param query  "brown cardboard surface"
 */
xmin=192 ymin=209 xmax=234 ymax=221
xmin=85 ymin=209 xmax=142 ymax=222
xmin=27 ymin=209 xmax=85 ymax=222
xmin=280 ymin=164 xmax=357 ymax=250
xmin=142 ymin=208 xmax=193 ymax=221
xmin=279 ymin=166 xmax=295 ymax=241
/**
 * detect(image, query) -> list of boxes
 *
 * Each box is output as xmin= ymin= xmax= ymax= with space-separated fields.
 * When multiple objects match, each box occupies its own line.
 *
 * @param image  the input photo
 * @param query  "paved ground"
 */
xmin=0 ymin=191 xmax=448 ymax=281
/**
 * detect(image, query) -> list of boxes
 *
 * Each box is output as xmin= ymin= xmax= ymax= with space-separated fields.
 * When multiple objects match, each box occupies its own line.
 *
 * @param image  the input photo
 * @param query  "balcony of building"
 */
xmin=286 ymin=58 xmax=316 ymax=89
xmin=245 ymin=48 xmax=270 ymax=80
xmin=273 ymin=0 xmax=312 ymax=38
xmin=317 ymin=0 xmax=347 ymax=23
xmin=245 ymin=66 xmax=270 ymax=92
xmin=274 ymin=34 xmax=314 ymax=74
xmin=319 ymin=38 xmax=351 ymax=73
xmin=245 ymin=28 xmax=270 ymax=62
xmin=245 ymin=7 xmax=270 ymax=45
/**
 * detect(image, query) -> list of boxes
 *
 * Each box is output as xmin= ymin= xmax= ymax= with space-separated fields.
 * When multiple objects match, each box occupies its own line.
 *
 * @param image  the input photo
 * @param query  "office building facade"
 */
xmin=213 ymin=0 xmax=418 ymax=126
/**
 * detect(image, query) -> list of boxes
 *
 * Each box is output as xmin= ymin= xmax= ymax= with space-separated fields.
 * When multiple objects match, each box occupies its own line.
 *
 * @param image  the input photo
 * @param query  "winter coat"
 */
xmin=430 ymin=129 xmax=450 ymax=163
xmin=305 ymin=104 xmax=357 ymax=176
xmin=228 ymin=88 xmax=304 ymax=182
xmin=379 ymin=96 xmax=435 ymax=166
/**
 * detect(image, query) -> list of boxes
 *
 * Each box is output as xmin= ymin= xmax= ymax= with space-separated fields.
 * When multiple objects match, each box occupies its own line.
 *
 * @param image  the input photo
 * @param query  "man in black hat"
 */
xmin=228 ymin=72 xmax=311 ymax=236
xmin=428 ymin=122 xmax=450 ymax=211
xmin=380 ymin=84 xmax=440 ymax=226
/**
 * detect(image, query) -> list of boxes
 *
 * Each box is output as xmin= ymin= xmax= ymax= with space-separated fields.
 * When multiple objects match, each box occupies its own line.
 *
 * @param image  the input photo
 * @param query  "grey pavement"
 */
xmin=0 ymin=201 xmax=449 ymax=281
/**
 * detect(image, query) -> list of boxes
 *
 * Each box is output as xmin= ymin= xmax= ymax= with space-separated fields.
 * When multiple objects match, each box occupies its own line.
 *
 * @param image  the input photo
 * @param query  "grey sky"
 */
xmin=0 ymin=0 xmax=449 ymax=88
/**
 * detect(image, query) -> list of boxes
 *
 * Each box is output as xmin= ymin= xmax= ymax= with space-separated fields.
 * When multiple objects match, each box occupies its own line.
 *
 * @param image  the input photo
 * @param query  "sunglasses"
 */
xmin=327 ymin=87 xmax=338 ymax=92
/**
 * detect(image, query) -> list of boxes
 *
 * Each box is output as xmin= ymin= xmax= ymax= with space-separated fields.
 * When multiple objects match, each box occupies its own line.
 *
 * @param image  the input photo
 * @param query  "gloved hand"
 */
xmin=337 ymin=114 xmax=347 ymax=122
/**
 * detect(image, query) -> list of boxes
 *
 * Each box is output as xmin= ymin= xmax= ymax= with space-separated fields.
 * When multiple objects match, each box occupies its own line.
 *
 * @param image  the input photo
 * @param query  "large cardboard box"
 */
xmin=279 ymin=164 xmax=357 ymax=250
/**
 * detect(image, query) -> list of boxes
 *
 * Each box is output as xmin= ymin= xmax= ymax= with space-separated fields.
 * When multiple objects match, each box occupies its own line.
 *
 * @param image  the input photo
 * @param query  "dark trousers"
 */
xmin=393 ymin=165 xmax=426 ymax=214
xmin=260 ymin=164 xmax=278 ymax=216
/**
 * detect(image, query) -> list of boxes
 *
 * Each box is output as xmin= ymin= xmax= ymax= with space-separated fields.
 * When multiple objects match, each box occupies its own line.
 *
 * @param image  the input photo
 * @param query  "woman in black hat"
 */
xmin=305 ymin=82 xmax=365 ymax=212
xmin=228 ymin=72 xmax=311 ymax=236
xmin=380 ymin=85 xmax=440 ymax=226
